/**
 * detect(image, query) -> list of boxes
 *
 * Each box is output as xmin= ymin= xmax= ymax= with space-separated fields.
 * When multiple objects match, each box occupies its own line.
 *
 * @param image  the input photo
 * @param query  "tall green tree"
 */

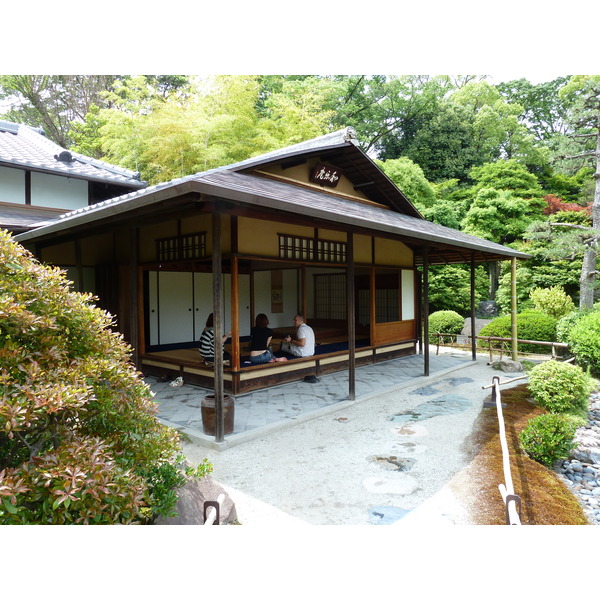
xmin=0 ymin=75 xmax=119 ymax=147
xmin=339 ymin=75 xmax=453 ymax=157
xmin=556 ymin=75 xmax=600 ymax=309
xmin=495 ymin=77 xmax=572 ymax=142
xmin=450 ymin=81 xmax=547 ymax=168
xmin=377 ymin=156 xmax=437 ymax=210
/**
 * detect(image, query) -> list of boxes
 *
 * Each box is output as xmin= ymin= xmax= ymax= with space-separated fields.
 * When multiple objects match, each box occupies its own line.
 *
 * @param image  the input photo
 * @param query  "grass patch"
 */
xmin=456 ymin=384 xmax=589 ymax=525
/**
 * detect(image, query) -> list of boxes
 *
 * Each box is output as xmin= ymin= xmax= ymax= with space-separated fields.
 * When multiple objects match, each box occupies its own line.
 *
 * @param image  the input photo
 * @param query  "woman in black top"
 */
xmin=249 ymin=313 xmax=286 ymax=364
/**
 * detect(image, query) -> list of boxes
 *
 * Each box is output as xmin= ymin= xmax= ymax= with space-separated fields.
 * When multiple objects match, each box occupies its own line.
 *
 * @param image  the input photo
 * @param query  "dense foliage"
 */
xmin=565 ymin=309 xmax=600 ymax=374
xmin=478 ymin=310 xmax=558 ymax=353
xmin=0 ymin=230 xmax=211 ymax=524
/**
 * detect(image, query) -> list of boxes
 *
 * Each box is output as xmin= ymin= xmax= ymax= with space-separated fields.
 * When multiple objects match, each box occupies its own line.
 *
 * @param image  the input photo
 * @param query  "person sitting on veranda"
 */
xmin=199 ymin=313 xmax=231 ymax=366
xmin=280 ymin=313 xmax=315 ymax=358
xmin=249 ymin=313 xmax=287 ymax=365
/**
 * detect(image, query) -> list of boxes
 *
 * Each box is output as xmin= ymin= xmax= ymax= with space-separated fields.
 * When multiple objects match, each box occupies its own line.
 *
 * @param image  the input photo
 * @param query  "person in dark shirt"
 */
xmin=249 ymin=313 xmax=287 ymax=364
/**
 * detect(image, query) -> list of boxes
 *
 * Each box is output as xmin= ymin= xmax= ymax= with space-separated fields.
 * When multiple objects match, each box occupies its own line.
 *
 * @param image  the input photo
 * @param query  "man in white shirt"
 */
xmin=281 ymin=314 xmax=315 ymax=358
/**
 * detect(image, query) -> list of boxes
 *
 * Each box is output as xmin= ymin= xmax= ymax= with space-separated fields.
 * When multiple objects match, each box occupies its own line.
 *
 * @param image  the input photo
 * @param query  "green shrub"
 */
xmin=566 ymin=309 xmax=600 ymax=374
xmin=528 ymin=360 xmax=592 ymax=416
xmin=478 ymin=310 xmax=558 ymax=353
xmin=556 ymin=310 xmax=586 ymax=343
xmin=428 ymin=310 xmax=465 ymax=344
xmin=519 ymin=413 xmax=578 ymax=467
xmin=529 ymin=286 xmax=575 ymax=320
xmin=0 ymin=230 xmax=212 ymax=524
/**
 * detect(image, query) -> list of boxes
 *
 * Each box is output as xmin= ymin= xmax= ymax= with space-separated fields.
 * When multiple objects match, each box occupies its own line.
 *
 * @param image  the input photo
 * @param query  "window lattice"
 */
xmin=279 ymin=234 xmax=314 ymax=261
xmin=157 ymin=232 xmax=206 ymax=262
xmin=279 ymin=234 xmax=347 ymax=263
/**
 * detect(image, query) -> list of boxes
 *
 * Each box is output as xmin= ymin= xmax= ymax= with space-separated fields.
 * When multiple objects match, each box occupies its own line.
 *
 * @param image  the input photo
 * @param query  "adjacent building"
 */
xmin=0 ymin=119 xmax=146 ymax=235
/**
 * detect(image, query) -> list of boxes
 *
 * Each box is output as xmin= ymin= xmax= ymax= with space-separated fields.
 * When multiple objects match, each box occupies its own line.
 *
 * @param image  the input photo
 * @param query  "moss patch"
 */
xmin=457 ymin=384 xmax=589 ymax=525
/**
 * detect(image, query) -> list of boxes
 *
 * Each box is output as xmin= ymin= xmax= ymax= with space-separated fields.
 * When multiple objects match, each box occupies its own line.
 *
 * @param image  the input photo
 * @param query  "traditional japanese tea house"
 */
xmin=14 ymin=127 xmax=529 ymax=422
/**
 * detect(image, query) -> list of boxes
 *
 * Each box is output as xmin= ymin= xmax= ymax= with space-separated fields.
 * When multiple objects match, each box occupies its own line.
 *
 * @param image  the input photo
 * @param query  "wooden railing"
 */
xmin=482 ymin=375 xmax=524 ymax=525
xmin=432 ymin=332 xmax=569 ymax=361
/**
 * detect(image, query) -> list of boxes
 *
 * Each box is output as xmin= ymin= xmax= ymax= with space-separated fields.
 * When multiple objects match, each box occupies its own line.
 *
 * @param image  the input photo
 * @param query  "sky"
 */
xmin=1 ymin=2 xmax=596 ymax=78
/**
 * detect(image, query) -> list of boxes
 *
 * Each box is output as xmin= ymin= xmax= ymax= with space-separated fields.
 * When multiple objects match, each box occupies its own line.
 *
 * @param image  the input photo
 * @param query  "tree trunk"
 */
xmin=579 ymin=126 xmax=600 ymax=310
xmin=488 ymin=261 xmax=500 ymax=300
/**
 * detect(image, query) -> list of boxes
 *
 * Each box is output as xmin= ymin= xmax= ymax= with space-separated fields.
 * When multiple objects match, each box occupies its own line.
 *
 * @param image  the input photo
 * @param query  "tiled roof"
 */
xmin=0 ymin=119 xmax=146 ymax=188
xmin=14 ymin=127 xmax=530 ymax=262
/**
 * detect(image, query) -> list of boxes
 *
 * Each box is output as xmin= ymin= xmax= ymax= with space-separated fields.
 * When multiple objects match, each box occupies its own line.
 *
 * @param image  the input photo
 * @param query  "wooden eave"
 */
xmin=235 ymin=142 xmax=423 ymax=219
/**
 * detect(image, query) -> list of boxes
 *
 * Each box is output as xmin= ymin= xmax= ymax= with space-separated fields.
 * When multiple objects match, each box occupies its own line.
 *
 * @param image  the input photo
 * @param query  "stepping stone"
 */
xmin=362 ymin=475 xmax=418 ymax=495
xmin=392 ymin=424 xmax=429 ymax=437
xmin=369 ymin=506 xmax=411 ymax=525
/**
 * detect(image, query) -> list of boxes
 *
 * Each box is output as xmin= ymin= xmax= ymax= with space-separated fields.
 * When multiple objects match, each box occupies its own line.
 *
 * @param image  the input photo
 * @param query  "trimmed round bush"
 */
xmin=519 ymin=413 xmax=578 ymax=467
xmin=566 ymin=309 xmax=600 ymax=374
xmin=528 ymin=360 xmax=592 ymax=415
xmin=428 ymin=310 xmax=465 ymax=344
xmin=529 ymin=286 xmax=575 ymax=320
xmin=478 ymin=310 xmax=558 ymax=353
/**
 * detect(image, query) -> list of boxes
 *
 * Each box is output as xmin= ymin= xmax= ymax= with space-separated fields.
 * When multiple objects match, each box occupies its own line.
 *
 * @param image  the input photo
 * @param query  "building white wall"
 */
xmin=253 ymin=269 xmax=299 ymax=329
xmin=31 ymin=172 xmax=88 ymax=210
xmin=0 ymin=166 xmax=25 ymax=203
xmin=0 ymin=166 xmax=90 ymax=210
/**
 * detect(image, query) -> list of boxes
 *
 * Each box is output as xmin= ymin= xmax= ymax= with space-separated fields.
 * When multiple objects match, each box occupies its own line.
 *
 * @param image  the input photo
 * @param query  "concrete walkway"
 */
xmin=153 ymin=348 xmax=527 ymax=525
xmin=148 ymin=348 xmax=474 ymax=450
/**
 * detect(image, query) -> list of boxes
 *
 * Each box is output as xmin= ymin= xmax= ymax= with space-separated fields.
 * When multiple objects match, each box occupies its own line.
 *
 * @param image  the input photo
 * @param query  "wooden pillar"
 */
xmin=416 ymin=270 xmax=422 ymax=354
xmin=347 ymin=232 xmax=355 ymax=401
xmin=300 ymin=265 xmax=307 ymax=317
xmin=75 ymin=239 xmax=83 ymax=293
xmin=423 ymin=247 xmax=430 ymax=377
xmin=369 ymin=267 xmax=376 ymax=347
xmin=511 ymin=257 xmax=518 ymax=361
xmin=129 ymin=226 xmax=139 ymax=369
xmin=212 ymin=211 xmax=225 ymax=443
xmin=471 ymin=253 xmax=477 ymax=361
xmin=231 ymin=256 xmax=240 ymax=371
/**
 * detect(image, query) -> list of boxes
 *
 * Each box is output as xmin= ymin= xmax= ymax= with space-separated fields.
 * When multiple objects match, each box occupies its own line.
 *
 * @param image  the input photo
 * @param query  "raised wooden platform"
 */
xmin=141 ymin=339 xmax=417 ymax=395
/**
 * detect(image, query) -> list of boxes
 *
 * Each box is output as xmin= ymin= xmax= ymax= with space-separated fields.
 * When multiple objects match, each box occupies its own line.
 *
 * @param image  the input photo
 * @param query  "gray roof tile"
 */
xmin=0 ymin=119 xmax=145 ymax=188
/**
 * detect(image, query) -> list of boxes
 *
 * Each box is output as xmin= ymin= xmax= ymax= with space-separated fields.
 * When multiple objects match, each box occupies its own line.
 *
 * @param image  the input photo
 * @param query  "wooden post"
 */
xmin=347 ymin=232 xmax=355 ymax=401
xmin=369 ymin=267 xmax=376 ymax=347
xmin=301 ymin=265 xmax=307 ymax=317
xmin=231 ymin=256 xmax=240 ymax=372
xmin=511 ymin=257 xmax=518 ymax=362
xmin=212 ymin=211 xmax=224 ymax=443
xmin=423 ymin=246 xmax=429 ymax=377
xmin=471 ymin=253 xmax=477 ymax=361
xmin=129 ymin=226 xmax=139 ymax=369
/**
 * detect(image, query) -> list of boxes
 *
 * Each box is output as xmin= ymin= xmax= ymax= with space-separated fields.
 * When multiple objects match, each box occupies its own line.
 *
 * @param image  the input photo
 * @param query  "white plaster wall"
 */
xmin=0 ymin=166 xmax=25 ymax=203
xmin=31 ymin=172 xmax=88 ymax=210
xmin=253 ymin=269 xmax=299 ymax=329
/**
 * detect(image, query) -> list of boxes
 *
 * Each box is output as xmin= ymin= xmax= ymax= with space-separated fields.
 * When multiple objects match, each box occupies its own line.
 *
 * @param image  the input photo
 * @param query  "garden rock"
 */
xmin=154 ymin=474 xmax=238 ymax=525
xmin=571 ymin=429 xmax=600 ymax=465
xmin=491 ymin=358 xmax=524 ymax=373
xmin=477 ymin=300 xmax=499 ymax=318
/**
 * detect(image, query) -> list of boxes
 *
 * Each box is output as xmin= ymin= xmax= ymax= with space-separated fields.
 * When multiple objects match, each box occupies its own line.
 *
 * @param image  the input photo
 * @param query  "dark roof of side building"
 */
xmin=0 ymin=119 xmax=146 ymax=188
